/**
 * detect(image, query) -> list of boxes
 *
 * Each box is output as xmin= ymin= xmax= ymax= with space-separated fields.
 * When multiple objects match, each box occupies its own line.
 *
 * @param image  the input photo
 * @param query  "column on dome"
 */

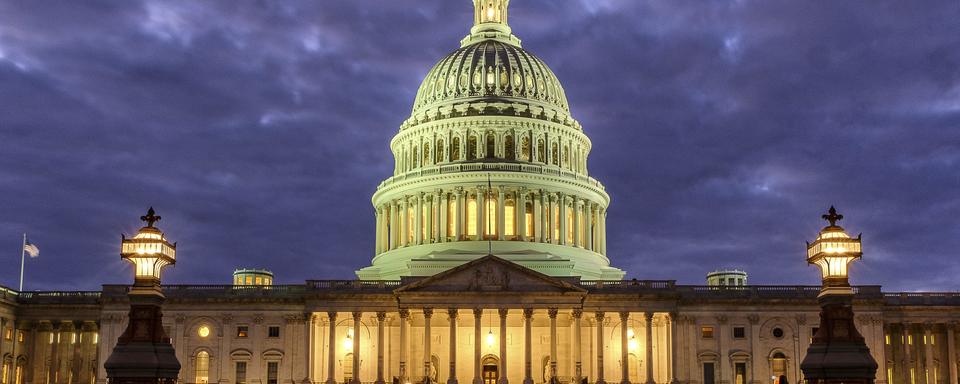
xmin=587 ymin=204 xmax=596 ymax=251
xmin=416 ymin=193 xmax=424 ymax=245
xmin=439 ymin=191 xmax=448 ymax=243
xmin=401 ymin=198 xmax=409 ymax=247
xmin=390 ymin=202 xmax=398 ymax=250
xmin=375 ymin=207 xmax=383 ymax=254
xmin=547 ymin=193 xmax=555 ymax=244
xmin=600 ymin=208 xmax=607 ymax=255
xmin=497 ymin=187 xmax=505 ymax=241
xmin=536 ymin=191 xmax=546 ymax=243
xmin=582 ymin=201 xmax=590 ymax=248
xmin=559 ymin=193 xmax=568 ymax=246
xmin=573 ymin=197 xmax=581 ymax=248
xmin=517 ymin=188 xmax=527 ymax=241
xmin=456 ymin=188 xmax=465 ymax=241
xmin=425 ymin=193 xmax=434 ymax=244
xmin=477 ymin=186 xmax=486 ymax=241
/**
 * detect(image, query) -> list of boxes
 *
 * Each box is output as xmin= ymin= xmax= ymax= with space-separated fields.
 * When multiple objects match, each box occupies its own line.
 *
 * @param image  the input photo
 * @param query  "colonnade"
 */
xmin=374 ymin=188 xmax=607 ymax=256
xmin=885 ymin=322 xmax=958 ymax=384
xmin=0 ymin=319 xmax=99 ymax=384
xmin=316 ymin=309 xmax=671 ymax=384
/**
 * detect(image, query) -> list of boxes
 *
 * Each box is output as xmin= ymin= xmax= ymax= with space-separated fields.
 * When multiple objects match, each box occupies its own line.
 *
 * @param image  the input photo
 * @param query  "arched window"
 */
xmin=407 ymin=206 xmax=415 ymax=244
xmin=467 ymin=197 xmax=478 ymax=236
xmin=436 ymin=139 xmax=445 ymax=163
xmin=412 ymin=147 xmax=419 ymax=169
xmin=423 ymin=143 xmax=431 ymax=166
xmin=486 ymin=134 xmax=496 ymax=158
xmin=771 ymin=352 xmax=788 ymax=384
xmin=452 ymin=137 xmax=461 ymax=161
xmin=552 ymin=203 xmax=560 ymax=241
xmin=521 ymin=137 xmax=531 ymax=161
xmin=195 ymin=351 xmax=210 ymax=384
xmin=504 ymin=135 xmax=515 ymax=160
xmin=447 ymin=197 xmax=457 ymax=238
xmin=536 ymin=139 xmax=545 ymax=163
xmin=467 ymin=135 xmax=478 ymax=160
xmin=566 ymin=204 xmax=574 ymax=244
xmin=562 ymin=145 xmax=570 ymax=169
xmin=551 ymin=144 xmax=559 ymax=166
xmin=504 ymin=199 xmax=516 ymax=237
xmin=485 ymin=198 xmax=497 ymax=238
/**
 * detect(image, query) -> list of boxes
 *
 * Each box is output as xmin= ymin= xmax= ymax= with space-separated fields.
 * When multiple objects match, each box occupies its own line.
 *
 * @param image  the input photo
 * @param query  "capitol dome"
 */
xmin=357 ymin=0 xmax=625 ymax=281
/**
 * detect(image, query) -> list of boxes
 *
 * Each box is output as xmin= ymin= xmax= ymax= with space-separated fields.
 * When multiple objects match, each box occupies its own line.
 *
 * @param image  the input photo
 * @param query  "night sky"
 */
xmin=1 ymin=1 xmax=958 ymax=291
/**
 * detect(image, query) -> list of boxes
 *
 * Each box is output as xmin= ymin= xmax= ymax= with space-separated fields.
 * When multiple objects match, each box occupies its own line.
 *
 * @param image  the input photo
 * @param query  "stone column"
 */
xmin=573 ymin=198 xmax=581 ymax=248
xmin=353 ymin=312 xmax=362 ymax=384
xmin=549 ymin=309 xmax=559 ymax=381
xmin=559 ymin=194 xmax=568 ymax=245
xmin=377 ymin=312 xmax=387 ymax=384
xmin=390 ymin=202 xmax=399 ymax=250
xmin=424 ymin=309 xmax=434 ymax=382
xmin=537 ymin=192 xmax=546 ymax=243
xmin=904 ymin=323 xmax=913 ymax=384
xmin=947 ymin=323 xmax=957 ymax=384
xmin=455 ymin=188 xmax=464 ymax=241
xmin=497 ymin=187 xmax=506 ymax=241
xmin=644 ymin=313 xmax=655 ymax=384
xmin=416 ymin=193 xmax=424 ymax=245
xmin=599 ymin=209 xmax=607 ymax=255
xmin=924 ymin=323 xmax=934 ymax=384
xmin=448 ymin=309 xmax=459 ymax=384
xmin=523 ymin=309 xmax=534 ymax=384
xmin=477 ymin=187 xmax=486 ymax=241
xmin=440 ymin=192 xmax=448 ymax=243
xmin=748 ymin=315 xmax=761 ymax=384
xmin=620 ymin=312 xmax=630 ymax=384
xmin=425 ymin=193 xmax=434 ymax=244
xmin=499 ymin=309 xmax=509 ymax=384
xmin=400 ymin=310 xmax=410 ymax=382
xmin=71 ymin=321 xmax=83 ymax=384
xmin=586 ymin=204 xmax=595 ymax=251
xmin=573 ymin=310 xmax=584 ymax=383
xmin=401 ymin=198 xmax=410 ymax=247
xmin=0 ymin=318 xmax=6 ymax=381
xmin=48 ymin=321 xmax=61 ymax=384
xmin=597 ymin=312 xmax=607 ymax=384
xmin=326 ymin=312 xmax=337 ymax=384
xmin=517 ymin=188 xmax=527 ymax=241
xmin=474 ymin=309 xmax=483 ymax=384
xmin=669 ymin=313 xmax=679 ymax=384
xmin=375 ymin=207 xmax=383 ymax=254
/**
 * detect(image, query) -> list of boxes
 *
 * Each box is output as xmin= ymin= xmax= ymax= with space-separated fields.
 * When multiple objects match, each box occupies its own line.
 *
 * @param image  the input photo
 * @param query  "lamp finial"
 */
xmin=141 ymin=207 xmax=161 ymax=228
xmin=821 ymin=206 xmax=843 ymax=227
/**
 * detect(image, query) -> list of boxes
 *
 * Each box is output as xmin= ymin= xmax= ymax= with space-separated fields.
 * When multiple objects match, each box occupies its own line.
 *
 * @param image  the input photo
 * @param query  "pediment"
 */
xmin=394 ymin=255 xmax=586 ymax=294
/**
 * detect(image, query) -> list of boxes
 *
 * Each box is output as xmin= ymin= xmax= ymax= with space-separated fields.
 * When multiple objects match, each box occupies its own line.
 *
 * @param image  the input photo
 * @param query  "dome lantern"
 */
xmin=462 ymin=0 xmax=521 ymax=47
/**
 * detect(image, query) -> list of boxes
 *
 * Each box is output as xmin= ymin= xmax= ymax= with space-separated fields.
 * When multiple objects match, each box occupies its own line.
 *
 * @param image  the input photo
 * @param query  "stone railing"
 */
xmin=307 ymin=280 xmax=402 ymax=292
xmin=883 ymin=292 xmax=960 ymax=306
xmin=578 ymin=280 xmax=676 ymax=291
xmin=17 ymin=291 xmax=101 ymax=304
xmin=377 ymin=162 xmax=606 ymax=191
xmin=675 ymin=285 xmax=884 ymax=300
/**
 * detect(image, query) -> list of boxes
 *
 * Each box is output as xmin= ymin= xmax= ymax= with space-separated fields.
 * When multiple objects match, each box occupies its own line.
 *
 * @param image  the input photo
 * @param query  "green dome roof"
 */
xmin=412 ymin=40 xmax=570 ymax=118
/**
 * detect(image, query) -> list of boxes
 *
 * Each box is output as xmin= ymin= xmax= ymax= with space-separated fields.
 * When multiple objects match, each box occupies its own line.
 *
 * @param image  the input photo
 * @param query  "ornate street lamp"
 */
xmin=105 ymin=207 xmax=181 ymax=384
xmin=800 ymin=206 xmax=877 ymax=384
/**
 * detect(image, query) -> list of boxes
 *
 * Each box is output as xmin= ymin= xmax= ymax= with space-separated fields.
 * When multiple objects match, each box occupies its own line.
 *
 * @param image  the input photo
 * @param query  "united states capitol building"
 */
xmin=1 ymin=2 xmax=958 ymax=384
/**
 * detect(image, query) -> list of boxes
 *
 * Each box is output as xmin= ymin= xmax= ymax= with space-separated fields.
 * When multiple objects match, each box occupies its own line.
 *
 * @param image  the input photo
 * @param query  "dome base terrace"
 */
xmin=355 ymin=241 xmax=626 ymax=281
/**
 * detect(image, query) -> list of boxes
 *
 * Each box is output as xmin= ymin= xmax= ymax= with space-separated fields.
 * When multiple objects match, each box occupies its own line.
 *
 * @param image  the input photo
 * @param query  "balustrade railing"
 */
xmin=378 ymin=162 xmax=605 ymax=191
xmin=883 ymin=291 xmax=960 ymax=305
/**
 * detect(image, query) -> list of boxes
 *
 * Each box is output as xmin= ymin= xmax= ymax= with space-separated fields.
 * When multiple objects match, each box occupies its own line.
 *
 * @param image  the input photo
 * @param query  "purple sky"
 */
xmin=1 ymin=1 xmax=958 ymax=291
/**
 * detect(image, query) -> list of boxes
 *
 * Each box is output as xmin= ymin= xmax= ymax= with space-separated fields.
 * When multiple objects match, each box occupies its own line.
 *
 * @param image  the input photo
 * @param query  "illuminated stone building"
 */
xmin=0 ymin=3 xmax=958 ymax=384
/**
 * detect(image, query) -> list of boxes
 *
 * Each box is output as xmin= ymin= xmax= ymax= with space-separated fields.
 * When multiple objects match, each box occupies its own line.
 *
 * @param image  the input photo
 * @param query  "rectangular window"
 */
xmin=268 ymin=326 xmax=280 ymax=338
xmin=733 ymin=327 xmax=745 ymax=339
xmin=467 ymin=198 xmax=477 ymax=236
xmin=267 ymin=362 xmax=279 ymax=384
xmin=2 ymin=362 xmax=9 ymax=384
xmin=734 ymin=363 xmax=746 ymax=384
xmin=504 ymin=202 xmax=515 ymax=236
xmin=237 ymin=326 xmax=249 ymax=338
xmin=235 ymin=362 xmax=247 ymax=384
xmin=447 ymin=198 xmax=456 ymax=237
xmin=885 ymin=334 xmax=891 ymax=345
xmin=701 ymin=326 xmax=714 ymax=339
xmin=3 ymin=327 xmax=11 ymax=340
xmin=703 ymin=363 xmax=715 ymax=384
xmin=910 ymin=368 xmax=916 ymax=384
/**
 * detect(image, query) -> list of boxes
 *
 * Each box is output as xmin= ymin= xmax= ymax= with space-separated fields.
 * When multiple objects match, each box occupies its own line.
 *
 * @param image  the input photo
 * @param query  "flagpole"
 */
xmin=19 ymin=233 xmax=26 ymax=291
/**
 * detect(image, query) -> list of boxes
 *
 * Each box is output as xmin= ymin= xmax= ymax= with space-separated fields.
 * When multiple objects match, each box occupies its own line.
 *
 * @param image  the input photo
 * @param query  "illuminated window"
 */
xmin=562 ymin=145 xmax=569 ymax=168
xmin=908 ymin=335 xmax=913 ymax=345
xmin=451 ymin=137 xmax=461 ymax=161
xmin=566 ymin=208 xmax=574 ymax=244
xmin=422 ymin=206 xmax=428 ymax=240
xmin=195 ymin=351 xmax=210 ymax=384
xmin=467 ymin=198 xmax=478 ymax=236
xmin=521 ymin=137 xmax=530 ymax=161
xmin=447 ymin=198 xmax=457 ymax=237
xmin=2 ymin=362 xmax=9 ymax=384
xmin=17 ymin=331 xmax=24 ymax=343
xmin=236 ymin=326 xmax=249 ymax=338
xmin=551 ymin=144 xmax=558 ymax=165
xmin=412 ymin=147 xmax=419 ymax=169
xmin=504 ymin=199 xmax=515 ymax=236
xmin=885 ymin=334 xmax=891 ymax=344
xmin=255 ymin=277 xmax=262 ymax=285
xmin=701 ymin=326 xmax=714 ymax=339
xmin=436 ymin=140 xmax=445 ymax=163
xmin=887 ymin=368 xmax=894 ymax=384
xmin=198 ymin=326 xmax=210 ymax=338
xmin=3 ymin=327 xmax=11 ymax=340
xmin=553 ymin=204 xmax=560 ymax=241
xmin=14 ymin=364 xmax=22 ymax=384
xmin=524 ymin=202 xmax=534 ymax=238
xmin=468 ymin=135 xmax=478 ymax=160
xmin=407 ymin=207 xmax=415 ymax=243
xmin=910 ymin=368 xmax=915 ymax=384
xmin=423 ymin=143 xmax=431 ymax=166
xmin=93 ymin=332 xmax=98 ymax=344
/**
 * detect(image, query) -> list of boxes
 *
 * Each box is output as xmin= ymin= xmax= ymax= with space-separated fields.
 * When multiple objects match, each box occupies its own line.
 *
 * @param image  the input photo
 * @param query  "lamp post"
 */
xmin=800 ymin=206 xmax=877 ymax=384
xmin=104 ymin=207 xmax=181 ymax=384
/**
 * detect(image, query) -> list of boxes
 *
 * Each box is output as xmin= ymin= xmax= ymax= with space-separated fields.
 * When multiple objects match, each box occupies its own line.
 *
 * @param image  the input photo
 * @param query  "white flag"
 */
xmin=23 ymin=240 xmax=39 ymax=258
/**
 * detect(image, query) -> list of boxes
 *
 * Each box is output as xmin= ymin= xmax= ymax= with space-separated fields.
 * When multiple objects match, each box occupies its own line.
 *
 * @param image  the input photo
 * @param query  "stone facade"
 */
xmin=1 ymin=257 xmax=959 ymax=384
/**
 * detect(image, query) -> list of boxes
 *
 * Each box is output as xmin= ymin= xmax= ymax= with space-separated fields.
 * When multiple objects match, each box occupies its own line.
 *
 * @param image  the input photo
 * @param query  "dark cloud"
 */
xmin=0 ymin=0 xmax=957 ymax=291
